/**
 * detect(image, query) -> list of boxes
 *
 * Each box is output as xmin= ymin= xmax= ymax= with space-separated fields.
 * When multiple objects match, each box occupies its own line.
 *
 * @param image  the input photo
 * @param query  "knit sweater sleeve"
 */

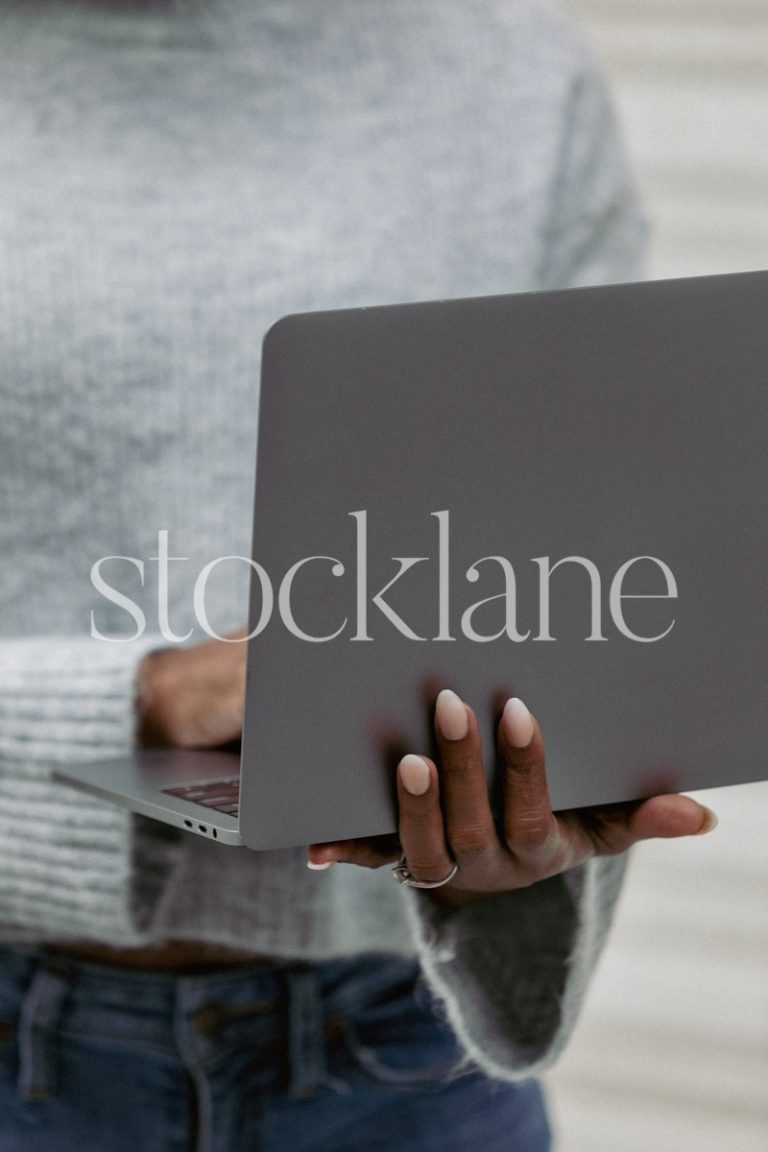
xmin=405 ymin=45 xmax=646 ymax=1082
xmin=539 ymin=36 xmax=648 ymax=292
xmin=406 ymin=856 xmax=628 ymax=1080
xmin=0 ymin=635 xmax=175 ymax=943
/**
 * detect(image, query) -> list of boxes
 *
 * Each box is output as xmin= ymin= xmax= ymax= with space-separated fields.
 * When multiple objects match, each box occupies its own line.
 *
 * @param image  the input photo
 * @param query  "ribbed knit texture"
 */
xmin=0 ymin=0 xmax=644 ymax=1077
xmin=0 ymin=637 xmax=173 ymax=939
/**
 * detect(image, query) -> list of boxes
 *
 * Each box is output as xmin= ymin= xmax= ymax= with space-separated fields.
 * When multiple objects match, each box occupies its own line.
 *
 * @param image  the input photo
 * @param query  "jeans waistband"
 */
xmin=0 ymin=946 xmax=421 ymax=1112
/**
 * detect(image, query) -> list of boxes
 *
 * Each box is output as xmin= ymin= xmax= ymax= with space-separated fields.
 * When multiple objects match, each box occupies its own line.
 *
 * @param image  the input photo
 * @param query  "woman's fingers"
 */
xmin=628 ymin=794 xmax=717 ymax=839
xmin=498 ymin=698 xmax=562 ymax=867
xmin=307 ymin=756 xmax=457 ymax=885
xmin=307 ymin=833 xmax=401 ymax=869
xmin=433 ymin=690 xmax=497 ymax=862
xmin=395 ymin=755 xmax=456 ymax=884
xmin=566 ymin=793 xmax=718 ymax=857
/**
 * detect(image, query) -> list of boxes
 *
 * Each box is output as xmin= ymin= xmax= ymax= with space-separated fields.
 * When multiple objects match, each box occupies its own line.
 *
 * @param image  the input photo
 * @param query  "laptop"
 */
xmin=54 ymin=270 xmax=768 ymax=849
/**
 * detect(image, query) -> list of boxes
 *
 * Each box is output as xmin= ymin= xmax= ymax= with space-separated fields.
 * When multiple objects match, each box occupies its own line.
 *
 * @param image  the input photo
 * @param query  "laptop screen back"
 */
xmin=239 ymin=272 xmax=768 ymax=849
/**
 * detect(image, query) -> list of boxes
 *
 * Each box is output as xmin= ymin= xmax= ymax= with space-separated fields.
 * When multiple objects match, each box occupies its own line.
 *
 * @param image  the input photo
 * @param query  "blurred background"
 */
xmin=543 ymin=2 xmax=768 ymax=1150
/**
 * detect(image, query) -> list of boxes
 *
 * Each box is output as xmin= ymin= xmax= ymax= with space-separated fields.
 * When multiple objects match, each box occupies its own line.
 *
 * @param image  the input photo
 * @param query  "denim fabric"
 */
xmin=0 ymin=947 xmax=551 ymax=1152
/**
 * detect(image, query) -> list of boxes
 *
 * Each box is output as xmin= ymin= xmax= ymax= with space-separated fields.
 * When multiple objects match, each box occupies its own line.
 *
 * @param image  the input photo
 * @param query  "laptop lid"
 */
xmin=238 ymin=270 xmax=768 ymax=849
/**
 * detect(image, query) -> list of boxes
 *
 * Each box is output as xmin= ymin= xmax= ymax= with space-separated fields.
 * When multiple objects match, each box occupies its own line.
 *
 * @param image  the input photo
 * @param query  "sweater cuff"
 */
xmin=0 ymin=634 xmax=174 ymax=943
xmin=405 ymin=853 xmax=628 ymax=1081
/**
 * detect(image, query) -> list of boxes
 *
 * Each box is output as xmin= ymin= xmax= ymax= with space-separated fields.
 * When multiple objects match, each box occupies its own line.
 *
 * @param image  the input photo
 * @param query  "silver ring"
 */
xmin=392 ymin=856 xmax=459 ymax=889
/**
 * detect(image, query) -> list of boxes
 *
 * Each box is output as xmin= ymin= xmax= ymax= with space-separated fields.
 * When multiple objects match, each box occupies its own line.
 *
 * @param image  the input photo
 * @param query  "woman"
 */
xmin=0 ymin=1 xmax=715 ymax=1148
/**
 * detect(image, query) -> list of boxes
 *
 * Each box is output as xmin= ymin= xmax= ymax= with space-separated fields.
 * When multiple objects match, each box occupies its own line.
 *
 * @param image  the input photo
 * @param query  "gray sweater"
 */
xmin=0 ymin=0 xmax=644 ymax=1080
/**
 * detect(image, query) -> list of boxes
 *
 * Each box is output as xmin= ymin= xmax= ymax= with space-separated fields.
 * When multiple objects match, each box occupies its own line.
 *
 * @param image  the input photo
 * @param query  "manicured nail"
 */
xmin=399 ymin=754 xmax=431 ymax=796
xmin=694 ymin=806 xmax=718 ymax=835
xmin=307 ymin=859 xmax=335 ymax=870
xmin=502 ymin=697 xmax=534 ymax=748
xmin=435 ymin=689 xmax=469 ymax=741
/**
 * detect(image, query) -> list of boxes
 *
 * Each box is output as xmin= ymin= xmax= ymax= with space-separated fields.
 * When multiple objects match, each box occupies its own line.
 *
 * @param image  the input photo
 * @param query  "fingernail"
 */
xmin=399 ymin=754 xmax=431 ymax=796
xmin=502 ymin=697 xmax=534 ymax=748
xmin=435 ymin=689 xmax=469 ymax=741
xmin=307 ymin=859 xmax=335 ymax=870
xmin=694 ymin=806 xmax=718 ymax=835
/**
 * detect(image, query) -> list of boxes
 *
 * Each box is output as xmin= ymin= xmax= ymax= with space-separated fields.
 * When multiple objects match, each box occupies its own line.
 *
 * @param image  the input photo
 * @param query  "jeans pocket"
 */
xmin=341 ymin=979 xmax=467 ymax=1090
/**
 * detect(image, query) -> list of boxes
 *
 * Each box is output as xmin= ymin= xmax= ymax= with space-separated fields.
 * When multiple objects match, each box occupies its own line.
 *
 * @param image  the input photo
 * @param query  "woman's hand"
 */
xmin=307 ymin=690 xmax=718 ymax=907
xmin=135 ymin=628 xmax=248 ymax=749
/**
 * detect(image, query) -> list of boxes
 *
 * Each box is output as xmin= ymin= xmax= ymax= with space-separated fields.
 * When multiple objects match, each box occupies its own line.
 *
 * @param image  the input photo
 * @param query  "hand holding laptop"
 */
xmin=306 ymin=688 xmax=718 ymax=906
xmin=136 ymin=629 xmax=718 ymax=905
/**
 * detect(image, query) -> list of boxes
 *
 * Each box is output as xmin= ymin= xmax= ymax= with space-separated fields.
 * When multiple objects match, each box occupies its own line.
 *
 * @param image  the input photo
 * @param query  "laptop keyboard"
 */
xmin=163 ymin=777 xmax=240 ymax=818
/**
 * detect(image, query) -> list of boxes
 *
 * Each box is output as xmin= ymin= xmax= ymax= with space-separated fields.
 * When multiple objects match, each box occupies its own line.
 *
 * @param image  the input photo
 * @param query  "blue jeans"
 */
xmin=0 ymin=947 xmax=550 ymax=1152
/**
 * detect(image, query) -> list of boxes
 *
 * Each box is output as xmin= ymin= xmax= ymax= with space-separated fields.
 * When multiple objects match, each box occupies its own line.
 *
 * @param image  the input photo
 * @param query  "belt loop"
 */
xmin=285 ymin=967 xmax=326 ymax=1099
xmin=17 ymin=964 xmax=72 ymax=1102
